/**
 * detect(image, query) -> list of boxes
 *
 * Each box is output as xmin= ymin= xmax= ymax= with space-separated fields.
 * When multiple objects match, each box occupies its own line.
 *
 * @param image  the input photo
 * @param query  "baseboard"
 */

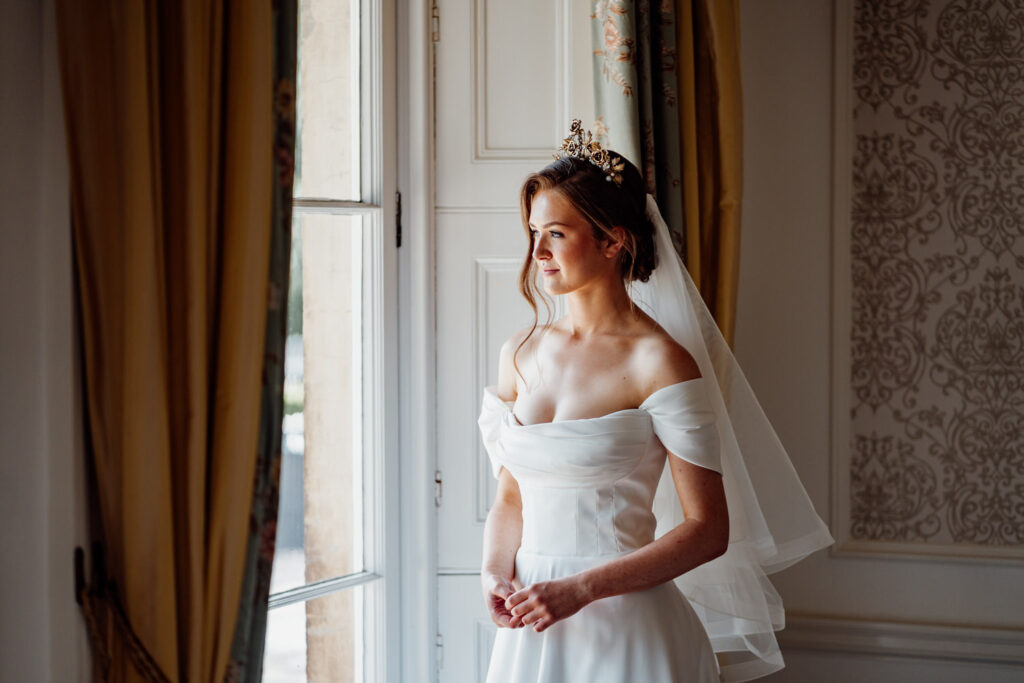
xmin=780 ymin=615 xmax=1024 ymax=666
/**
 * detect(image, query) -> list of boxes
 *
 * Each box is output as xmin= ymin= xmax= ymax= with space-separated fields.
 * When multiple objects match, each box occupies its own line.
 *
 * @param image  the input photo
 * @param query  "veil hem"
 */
xmin=638 ymin=194 xmax=834 ymax=680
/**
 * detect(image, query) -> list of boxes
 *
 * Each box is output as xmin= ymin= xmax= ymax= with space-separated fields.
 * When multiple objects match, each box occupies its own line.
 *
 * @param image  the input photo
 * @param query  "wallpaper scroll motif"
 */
xmin=850 ymin=0 xmax=1024 ymax=549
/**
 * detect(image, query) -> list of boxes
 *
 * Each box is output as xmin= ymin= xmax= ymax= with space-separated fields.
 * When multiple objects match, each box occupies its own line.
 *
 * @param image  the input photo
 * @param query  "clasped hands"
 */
xmin=482 ymin=572 xmax=591 ymax=633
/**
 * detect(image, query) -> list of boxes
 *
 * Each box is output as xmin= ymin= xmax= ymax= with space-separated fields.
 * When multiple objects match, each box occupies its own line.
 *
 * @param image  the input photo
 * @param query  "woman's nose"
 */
xmin=532 ymin=235 xmax=550 ymax=261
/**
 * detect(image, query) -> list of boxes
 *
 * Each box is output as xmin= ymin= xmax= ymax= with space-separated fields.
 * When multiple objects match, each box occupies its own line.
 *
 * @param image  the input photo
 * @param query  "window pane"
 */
xmin=273 ymin=213 xmax=365 ymax=594
xmin=262 ymin=586 xmax=364 ymax=683
xmin=295 ymin=0 xmax=361 ymax=200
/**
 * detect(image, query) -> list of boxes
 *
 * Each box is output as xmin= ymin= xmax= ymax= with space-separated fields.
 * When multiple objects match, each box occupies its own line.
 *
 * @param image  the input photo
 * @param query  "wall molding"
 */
xmin=826 ymin=0 xmax=1024 ymax=565
xmin=472 ymin=257 xmax=521 ymax=523
xmin=435 ymin=205 xmax=520 ymax=214
xmin=470 ymin=257 xmax=568 ymax=525
xmin=475 ymin=619 xmax=497 ymax=681
xmin=398 ymin=0 xmax=437 ymax=677
xmin=471 ymin=0 xmax=570 ymax=161
xmin=781 ymin=614 xmax=1024 ymax=666
xmin=828 ymin=0 xmax=860 ymax=560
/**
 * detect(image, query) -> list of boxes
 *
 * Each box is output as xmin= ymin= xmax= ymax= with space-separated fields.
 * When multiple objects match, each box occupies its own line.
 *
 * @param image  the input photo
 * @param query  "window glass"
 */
xmin=294 ymin=0 xmax=361 ymax=200
xmin=273 ymin=213 xmax=365 ymax=596
xmin=262 ymin=587 xmax=364 ymax=682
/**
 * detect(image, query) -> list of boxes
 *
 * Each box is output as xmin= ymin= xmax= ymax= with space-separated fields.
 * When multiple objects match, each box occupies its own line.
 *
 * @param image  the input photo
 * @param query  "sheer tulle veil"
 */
xmin=631 ymin=194 xmax=833 ymax=682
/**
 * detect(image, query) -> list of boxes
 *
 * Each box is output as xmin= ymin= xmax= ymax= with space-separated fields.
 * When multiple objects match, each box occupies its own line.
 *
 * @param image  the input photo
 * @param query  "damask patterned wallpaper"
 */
xmin=850 ymin=0 xmax=1024 ymax=548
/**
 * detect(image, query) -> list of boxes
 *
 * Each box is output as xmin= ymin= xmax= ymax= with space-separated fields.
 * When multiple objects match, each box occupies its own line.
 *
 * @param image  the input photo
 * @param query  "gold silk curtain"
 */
xmin=56 ymin=1 xmax=295 ymax=680
xmin=591 ymin=0 xmax=744 ymax=346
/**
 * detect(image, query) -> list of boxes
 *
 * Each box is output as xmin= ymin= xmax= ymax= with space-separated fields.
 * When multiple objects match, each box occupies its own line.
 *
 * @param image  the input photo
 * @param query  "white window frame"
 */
xmin=397 ymin=0 xmax=438 ymax=681
xmin=266 ymin=0 xmax=400 ymax=680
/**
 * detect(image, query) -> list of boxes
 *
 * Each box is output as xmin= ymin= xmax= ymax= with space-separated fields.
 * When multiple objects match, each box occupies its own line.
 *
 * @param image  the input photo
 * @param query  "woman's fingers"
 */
xmin=517 ymin=607 xmax=554 ymax=632
xmin=482 ymin=574 xmax=526 ymax=628
xmin=508 ymin=594 xmax=549 ymax=628
xmin=504 ymin=578 xmax=588 ymax=631
xmin=510 ymin=600 xmax=536 ymax=620
xmin=520 ymin=607 xmax=544 ymax=624
xmin=504 ymin=588 xmax=528 ymax=610
xmin=506 ymin=586 xmax=540 ymax=619
xmin=486 ymin=592 xmax=517 ymax=628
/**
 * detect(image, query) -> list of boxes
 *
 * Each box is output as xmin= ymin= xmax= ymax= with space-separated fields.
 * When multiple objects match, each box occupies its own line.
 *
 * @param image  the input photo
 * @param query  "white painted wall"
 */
xmin=735 ymin=0 xmax=1023 ymax=679
xmin=0 ymin=0 xmax=89 ymax=680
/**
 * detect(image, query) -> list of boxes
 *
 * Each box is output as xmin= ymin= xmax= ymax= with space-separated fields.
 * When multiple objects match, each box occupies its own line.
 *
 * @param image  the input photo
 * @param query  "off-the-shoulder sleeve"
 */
xmin=642 ymin=377 xmax=722 ymax=473
xmin=477 ymin=386 xmax=511 ymax=478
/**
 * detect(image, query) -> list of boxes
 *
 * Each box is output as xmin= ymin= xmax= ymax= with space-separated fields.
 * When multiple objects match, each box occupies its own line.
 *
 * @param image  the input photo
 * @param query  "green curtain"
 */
xmin=591 ymin=0 xmax=744 ymax=346
xmin=57 ymin=1 xmax=296 ymax=680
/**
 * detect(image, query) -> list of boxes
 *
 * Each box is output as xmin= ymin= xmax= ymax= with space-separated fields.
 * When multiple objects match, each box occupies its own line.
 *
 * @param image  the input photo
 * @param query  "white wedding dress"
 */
xmin=476 ymin=194 xmax=833 ymax=682
xmin=478 ymin=377 xmax=724 ymax=683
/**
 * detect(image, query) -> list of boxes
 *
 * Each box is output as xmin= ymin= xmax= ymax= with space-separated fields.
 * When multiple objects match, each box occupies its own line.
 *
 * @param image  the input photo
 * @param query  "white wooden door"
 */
xmin=432 ymin=0 xmax=594 ymax=680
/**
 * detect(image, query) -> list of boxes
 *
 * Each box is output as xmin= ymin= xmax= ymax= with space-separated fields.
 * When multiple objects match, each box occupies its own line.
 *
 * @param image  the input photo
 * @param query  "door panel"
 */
xmin=435 ymin=211 xmax=538 ymax=572
xmin=434 ymin=0 xmax=594 ymax=209
xmin=438 ymin=575 xmax=496 ymax=683
xmin=433 ymin=0 xmax=594 ymax=679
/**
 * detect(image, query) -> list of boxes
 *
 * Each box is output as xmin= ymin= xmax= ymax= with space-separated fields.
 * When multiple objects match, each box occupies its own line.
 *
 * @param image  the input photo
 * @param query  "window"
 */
xmin=262 ymin=0 xmax=396 ymax=680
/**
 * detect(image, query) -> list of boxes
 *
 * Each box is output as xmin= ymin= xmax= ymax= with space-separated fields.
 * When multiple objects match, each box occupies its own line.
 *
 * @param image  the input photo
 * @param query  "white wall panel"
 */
xmin=478 ymin=0 xmax=566 ymax=157
xmin=435 ymin=0 xmax=594 ymax=208
xmin=438 ymin=576 xmax=495 ymax=683
xmin=435 ymin=212 xmax=535 ymax=570
xmin=473 ymin=257 xmax=527 ymax=522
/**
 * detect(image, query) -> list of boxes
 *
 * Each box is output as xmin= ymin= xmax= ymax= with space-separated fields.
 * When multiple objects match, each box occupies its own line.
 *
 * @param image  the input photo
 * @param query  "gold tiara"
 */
xmin=553 ymin=119 xmax=626 ymax=186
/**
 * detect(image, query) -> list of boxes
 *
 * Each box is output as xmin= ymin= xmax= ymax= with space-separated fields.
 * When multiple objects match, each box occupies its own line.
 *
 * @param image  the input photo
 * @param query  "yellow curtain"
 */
xmin=677 ymin=0 xmax=744 ymax=347
xmin=57 ymin=2 xmax=275 ymax=680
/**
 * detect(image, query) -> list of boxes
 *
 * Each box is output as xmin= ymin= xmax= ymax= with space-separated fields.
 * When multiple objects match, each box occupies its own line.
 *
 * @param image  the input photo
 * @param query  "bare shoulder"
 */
xmin=630 ymin=327 xmax=701 ymax=397
xmin=498 ymin=325 xmax=542 ymax=368
xmin=496 ymin=324 xmax=544 ymax=401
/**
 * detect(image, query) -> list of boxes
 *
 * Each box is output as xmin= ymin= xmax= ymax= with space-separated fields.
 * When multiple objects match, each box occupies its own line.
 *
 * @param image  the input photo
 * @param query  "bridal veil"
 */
xmin=634 ymin=194 xmax=833 ymax=682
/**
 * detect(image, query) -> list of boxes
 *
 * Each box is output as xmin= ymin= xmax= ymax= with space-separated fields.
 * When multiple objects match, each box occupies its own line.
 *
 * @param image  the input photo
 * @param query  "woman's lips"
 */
xmin=542 ymin=268 xmax=559 ymax=275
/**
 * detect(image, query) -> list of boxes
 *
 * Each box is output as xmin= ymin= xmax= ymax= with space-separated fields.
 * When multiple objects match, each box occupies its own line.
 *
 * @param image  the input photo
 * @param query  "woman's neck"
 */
xmin=563 ymin=278 xmax=637 ymax=337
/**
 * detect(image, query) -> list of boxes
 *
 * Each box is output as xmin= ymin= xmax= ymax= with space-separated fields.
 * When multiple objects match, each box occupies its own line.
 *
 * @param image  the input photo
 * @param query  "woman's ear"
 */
xmin=602 ymin=226 xmax=627 ymax=258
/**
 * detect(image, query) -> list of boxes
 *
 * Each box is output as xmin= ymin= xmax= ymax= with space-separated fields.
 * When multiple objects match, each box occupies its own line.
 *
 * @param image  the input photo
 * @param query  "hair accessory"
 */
xmin=554 ymin=119 xmax=626 ymax=186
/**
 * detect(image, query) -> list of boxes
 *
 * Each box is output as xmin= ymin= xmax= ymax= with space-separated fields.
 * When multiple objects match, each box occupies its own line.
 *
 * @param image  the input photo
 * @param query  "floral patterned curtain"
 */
xmin=591 ymin=0 xmax=744 ymax=346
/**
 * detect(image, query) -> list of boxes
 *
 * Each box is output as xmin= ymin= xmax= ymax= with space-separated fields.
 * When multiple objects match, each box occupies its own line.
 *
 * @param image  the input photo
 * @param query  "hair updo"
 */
xmin=512 ymin=153 xmax=658 ymax=376
xmin=519 ymin=153 xmax=657 ymax=286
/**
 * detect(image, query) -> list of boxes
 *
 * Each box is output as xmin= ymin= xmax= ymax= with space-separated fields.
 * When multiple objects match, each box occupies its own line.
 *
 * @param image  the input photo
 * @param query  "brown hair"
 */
xmin=513 ymin=153 xmax=656 ymax=376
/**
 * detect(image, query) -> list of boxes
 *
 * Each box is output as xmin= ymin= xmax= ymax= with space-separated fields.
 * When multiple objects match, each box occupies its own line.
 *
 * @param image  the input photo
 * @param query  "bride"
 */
xmin=477 ymin=121 xmax=832 ymax=682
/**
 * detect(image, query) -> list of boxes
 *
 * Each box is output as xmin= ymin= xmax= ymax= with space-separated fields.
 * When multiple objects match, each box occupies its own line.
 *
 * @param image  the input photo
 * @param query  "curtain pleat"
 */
xmin=688 ymin=0 xmax=743 ymax=347
xmin=56 ymin=1 xmax=296 ymax=680
xmin=591 ymin=0 xmax=744 ymax=346
xmin=223 ymin=1 xmax=297 ymax=680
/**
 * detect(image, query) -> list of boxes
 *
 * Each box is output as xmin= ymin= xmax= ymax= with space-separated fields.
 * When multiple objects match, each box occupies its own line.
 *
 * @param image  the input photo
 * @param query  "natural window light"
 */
xmin=262 ymin=0 xmax=390 ymax=680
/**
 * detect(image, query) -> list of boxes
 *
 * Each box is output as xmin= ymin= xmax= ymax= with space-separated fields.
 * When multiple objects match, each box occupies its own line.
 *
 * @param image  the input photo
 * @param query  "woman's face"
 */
xmin=528 ymin=189 xmax=619 ymax=295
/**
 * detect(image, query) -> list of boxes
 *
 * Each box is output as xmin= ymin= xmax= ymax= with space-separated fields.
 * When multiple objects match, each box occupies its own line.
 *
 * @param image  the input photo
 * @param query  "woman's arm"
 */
xmin=481 ymin=334 xmax=527 ymax=628
xmin=481 ymin=468 xmax=525 ymax=628
xmin=504 ymin=456 xmax=727 ymax=632
xmin=577 ymin=456 xmax=727 ymax=599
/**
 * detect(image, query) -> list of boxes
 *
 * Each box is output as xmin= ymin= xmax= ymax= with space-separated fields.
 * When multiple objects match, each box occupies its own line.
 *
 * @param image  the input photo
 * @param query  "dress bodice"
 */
xmin=478 ymin=378 xmax=721 ymax=557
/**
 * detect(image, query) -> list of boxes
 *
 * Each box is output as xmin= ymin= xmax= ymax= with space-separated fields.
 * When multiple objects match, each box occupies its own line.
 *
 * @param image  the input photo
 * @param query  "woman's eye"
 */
xmin=550 ymin=231 xmax=564 ymax=238
xmin=529 ymin=229 xmax=538 ymax=238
